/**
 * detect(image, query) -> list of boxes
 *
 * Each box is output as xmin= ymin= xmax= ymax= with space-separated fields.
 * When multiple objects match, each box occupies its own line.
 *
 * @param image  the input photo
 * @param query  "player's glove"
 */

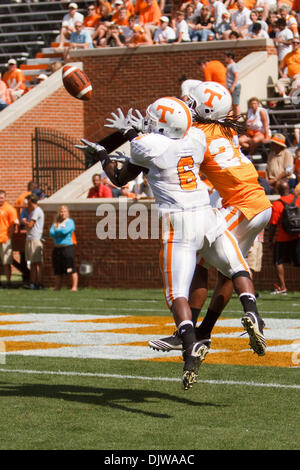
xmin=104 ymin=108 xmax=133 ymax=134
xmin=128 ymin=109 xmax=144 ymax=132
xmin=75 ymin=139 xmax=107 ymax=168
xmin=75 ymin=138 xmax=106 ymax=154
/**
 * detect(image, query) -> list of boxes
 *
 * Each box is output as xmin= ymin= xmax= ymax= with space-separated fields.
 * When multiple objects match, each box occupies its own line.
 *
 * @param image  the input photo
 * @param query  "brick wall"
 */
xmin=0 ymin=88 xmax=84 ymax=204
xmin=39 ymin=204 xmax=299 ymax=292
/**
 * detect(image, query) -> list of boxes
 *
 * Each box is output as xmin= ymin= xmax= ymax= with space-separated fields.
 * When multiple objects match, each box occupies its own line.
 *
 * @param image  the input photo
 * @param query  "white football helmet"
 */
xmin=143 ymin=96 xmax=192 ymax=138
xmin=188 ymin=81 xmax=232 ymax=120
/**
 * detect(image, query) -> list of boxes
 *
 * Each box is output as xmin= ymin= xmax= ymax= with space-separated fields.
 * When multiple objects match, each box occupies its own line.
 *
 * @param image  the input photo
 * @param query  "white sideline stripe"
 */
xmin=0 ymin=368 xmax=299 ymax=389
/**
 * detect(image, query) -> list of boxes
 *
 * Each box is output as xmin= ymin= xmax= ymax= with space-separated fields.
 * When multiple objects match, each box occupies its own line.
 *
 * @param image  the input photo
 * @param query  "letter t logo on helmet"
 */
xmin=145 ymin=97 xmax=192 ymax=138
xmin=156 ymin=105 xmax=175 ymax=123
xmin=203 ymin=88 xmax=223 ymax=108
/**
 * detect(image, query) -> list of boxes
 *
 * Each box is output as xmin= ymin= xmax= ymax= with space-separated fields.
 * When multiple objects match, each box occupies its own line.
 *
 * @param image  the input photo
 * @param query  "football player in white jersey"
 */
xmin=76 ymin=96 xmax=266 ymax=389
xmin=148 ymin=83 xmax=269 ymax=358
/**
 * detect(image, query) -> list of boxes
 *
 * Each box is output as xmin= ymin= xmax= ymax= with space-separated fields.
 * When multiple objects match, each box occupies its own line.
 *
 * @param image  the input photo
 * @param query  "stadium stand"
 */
xmin=0 ymin=1 xmax=92 ymax=75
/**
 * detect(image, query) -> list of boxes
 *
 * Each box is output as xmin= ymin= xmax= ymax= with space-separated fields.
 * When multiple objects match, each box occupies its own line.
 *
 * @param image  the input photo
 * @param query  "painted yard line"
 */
xmin=0 ymin=305 xmax=299 ymax=315
xmin=0 ymin=305 xmax=169 ymax=313
xmin=0 ymin=368 xmax=299 ymax=390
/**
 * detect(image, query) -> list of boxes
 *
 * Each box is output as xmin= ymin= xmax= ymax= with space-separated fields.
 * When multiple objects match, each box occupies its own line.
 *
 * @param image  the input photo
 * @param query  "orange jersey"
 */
xmin=194 ymin=122 xmax=271 ymax=220
xmin=280 ymin=49 xmax=300 ymax=77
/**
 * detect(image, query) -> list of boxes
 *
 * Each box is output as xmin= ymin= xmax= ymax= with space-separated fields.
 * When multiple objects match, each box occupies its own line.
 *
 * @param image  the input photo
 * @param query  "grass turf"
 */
xmin=0 ymin=287 xmax=299 ymax=450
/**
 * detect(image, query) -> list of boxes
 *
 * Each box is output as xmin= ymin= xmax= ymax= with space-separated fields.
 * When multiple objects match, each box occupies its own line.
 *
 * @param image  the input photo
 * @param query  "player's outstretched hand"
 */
xmin=105 ymin=108 xmax=133 ymax=133
xmin=128 ymin=109 xmax=144 ymax=132
xmin=75 ymin=138 xmax=106 ymax=154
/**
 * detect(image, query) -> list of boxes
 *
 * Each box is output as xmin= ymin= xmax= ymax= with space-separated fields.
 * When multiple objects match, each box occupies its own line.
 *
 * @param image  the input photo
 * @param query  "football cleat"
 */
xmin=182 ymin=341 xmax=210 ymax=390
xmin=241 ymin=312 xmax=266 ymax=356
xmin=149 ymin=329 xmax=211 ymax=353
xmin=271 ymin=284 xmax=287 ymax=295
xmin=148 ymin=331 xmax=183 ymax=351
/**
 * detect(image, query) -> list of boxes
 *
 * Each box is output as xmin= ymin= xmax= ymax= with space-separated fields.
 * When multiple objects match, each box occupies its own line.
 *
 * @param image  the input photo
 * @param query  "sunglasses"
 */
xmin=292 ymin=41 xmax=300 ymax=45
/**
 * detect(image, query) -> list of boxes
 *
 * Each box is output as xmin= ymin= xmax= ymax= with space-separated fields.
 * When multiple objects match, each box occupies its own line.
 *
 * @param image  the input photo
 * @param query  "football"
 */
xmin=62 ymin=65 xmax=92 ymax=101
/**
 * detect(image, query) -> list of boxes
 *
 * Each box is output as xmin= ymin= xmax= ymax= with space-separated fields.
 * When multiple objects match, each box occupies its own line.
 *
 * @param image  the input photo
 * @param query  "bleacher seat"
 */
xmin=0 ymin=1 xmax=91 ymax=68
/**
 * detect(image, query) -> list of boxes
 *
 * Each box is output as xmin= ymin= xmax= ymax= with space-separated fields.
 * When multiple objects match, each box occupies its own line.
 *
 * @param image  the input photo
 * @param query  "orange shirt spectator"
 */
xmin=197 ymin=58 xmax=226 ymax=87
xmin=126 ymin=24 xmax=153 ymax=45
xmin=83 ymin=4 xmax=101 ymax=30
xmin=138 ymin=0 xmax=162 ymax=26
xmin=114 ymin=6 xmax=131 ymax=26
xmin=95 ymin=0 xmax=112 ymax=15
xmin=3 ymin=59 xmax=26 ymax=102
xmin=0 ymin=199 xmax=18 ymax=244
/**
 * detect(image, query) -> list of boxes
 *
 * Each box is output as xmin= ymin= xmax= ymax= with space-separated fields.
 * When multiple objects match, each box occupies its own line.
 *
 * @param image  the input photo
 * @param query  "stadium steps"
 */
xmin=0 ymin=0 xmax=90 ymax=65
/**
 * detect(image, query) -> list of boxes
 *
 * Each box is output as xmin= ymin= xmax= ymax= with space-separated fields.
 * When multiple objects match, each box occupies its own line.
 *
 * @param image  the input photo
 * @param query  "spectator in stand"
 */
xmin=0 ymin=72 xmax=11 ymax=111
xmin=97 ymin=23 xmax=126 ymax=47
xmin=92 ymin=5 xmax=113 ymax=46
xmin=265 ymin=133 xmax=294 ymax=193
xmin=228 ymin=30 xmax=241 ymax=39
xmin=64 ymin=21 xmax=94 ymax=60
xmin=278 ymin=4 xmax=299 ymax=38
xmin=214 ymin=11 xmax=231 ymax=39
xmin=225 ymin=51 xmax=241 ymax=118
xmin=187 ymin=4 xmax=215 ymax=41
xmin=137 ymin=0 xmax=162 ymax=37
xmin=57 ymin=2 xmax=84 ymax=49
xmin=121 ymin=14 xmax=139 ymax=41
xmin=268 ymin=179 xmax=300 ymax=294
xmin=246 ymin=21 xmax=269 ymax=38
xmin=0 ymin=189 xmax=19 ymax=288
xmin=21 ymin=194 xmax=44 ymax=290
xmin=114 ymin=5 xmax=131 ymax=28
xmin=276 ymin=37 xmax=300 ymax=99
xmin=3 ymin=59 xmax=26 ymax=103
xmin=171 ymin=9 xmax=191 ymax=42
xmin=133 ymin=173 xmax=154 ymax=199
xmin=83 ymin=2 xmax=101 ymax=35
xmin=223 ymin=0 xmax=252 ymax=39
xmin=36 ymin=74 xmax=48 ymax=85
xmin=248 ymin=8 xmax=269 ymax=34
xmin=95 ymin=0 xmax=113 ymax=15
xmin=210 ymin=0 xmax=229 ymax=28
xmin=153 ymin=16 xmax=176 ymax=43
xmin=266 ymin=10 xmax=280 ymax=39
xmin=273 ymin=18 xmax=293 ymax=62
xmin=292 ymin=0 xmax=300 ymax=24
xmin=196 ymin=58 xmax=226 ymax=87
xmin=126 ymin=24 xmax=153 ymax=46
xmin=239 ymin=97 xmax=271 ymax=155
xmin=87 ymin=173 xmax=113 ymax=198
xmin=50 ymin=205 xmax=78 ymax=292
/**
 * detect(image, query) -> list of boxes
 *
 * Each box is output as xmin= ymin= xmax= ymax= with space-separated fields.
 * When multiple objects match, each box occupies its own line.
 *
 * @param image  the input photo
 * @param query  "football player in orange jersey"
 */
xmin=148 ymin=82 xmax=271 ymax=358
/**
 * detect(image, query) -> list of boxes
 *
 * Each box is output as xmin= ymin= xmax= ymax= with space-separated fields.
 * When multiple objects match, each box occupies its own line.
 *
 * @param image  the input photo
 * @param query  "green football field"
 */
xmin=0 ymin=287 xmax=299 ymax=451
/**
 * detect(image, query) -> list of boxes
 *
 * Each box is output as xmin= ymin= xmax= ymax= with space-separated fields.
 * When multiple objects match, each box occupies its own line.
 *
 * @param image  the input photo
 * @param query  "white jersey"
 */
xmin=130 ymin=131 xmax=210 ymax=212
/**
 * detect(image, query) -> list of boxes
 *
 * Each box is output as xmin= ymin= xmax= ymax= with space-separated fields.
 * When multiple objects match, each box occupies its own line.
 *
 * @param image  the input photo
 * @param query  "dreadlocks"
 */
xmin=193 ymin=113 xmax=247 ymax=137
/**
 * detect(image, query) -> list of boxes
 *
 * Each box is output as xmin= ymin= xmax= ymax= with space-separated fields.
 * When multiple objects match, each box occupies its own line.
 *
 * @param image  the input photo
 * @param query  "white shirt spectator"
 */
xmin=212 ymin=1 xmax=228 ymax=27
xmin=231 ymin=7 xmax=251 ymax=29
xmin=275 ymin=27 xmax=293 ymax=61
xmin=153 ymin=24 xmax=176 ymax=43
xmin=175 ymin=18 xmax=191 ymax=42
xmin=62 ymin=11 xmax=84 ymax=29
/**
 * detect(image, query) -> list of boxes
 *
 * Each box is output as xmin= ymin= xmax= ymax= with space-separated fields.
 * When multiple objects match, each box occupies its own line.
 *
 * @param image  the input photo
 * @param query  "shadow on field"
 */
xmin=0 ymin=382 xmax=224 ymax=418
